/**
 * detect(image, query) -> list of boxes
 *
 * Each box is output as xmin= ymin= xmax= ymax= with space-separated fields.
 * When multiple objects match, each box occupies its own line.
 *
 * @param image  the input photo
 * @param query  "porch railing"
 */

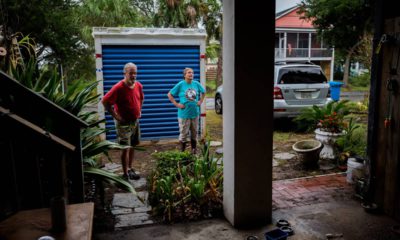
xmin=275 ymin=48 xmax=333 ymax=60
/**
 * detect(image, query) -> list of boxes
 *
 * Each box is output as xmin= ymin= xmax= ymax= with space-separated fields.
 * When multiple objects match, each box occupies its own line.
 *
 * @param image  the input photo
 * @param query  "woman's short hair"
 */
xmin=183 ymin=67 xmax=193 ymax=77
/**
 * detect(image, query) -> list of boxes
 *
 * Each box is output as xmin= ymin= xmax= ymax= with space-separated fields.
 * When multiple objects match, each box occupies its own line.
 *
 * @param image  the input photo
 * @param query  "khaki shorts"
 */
xmin=115 ymin=120 xmax=140 ymax=146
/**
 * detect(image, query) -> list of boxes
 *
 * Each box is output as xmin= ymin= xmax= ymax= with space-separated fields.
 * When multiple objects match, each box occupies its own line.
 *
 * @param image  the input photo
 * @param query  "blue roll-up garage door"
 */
xmin=102 ymin=45 xmax=201 ymax=141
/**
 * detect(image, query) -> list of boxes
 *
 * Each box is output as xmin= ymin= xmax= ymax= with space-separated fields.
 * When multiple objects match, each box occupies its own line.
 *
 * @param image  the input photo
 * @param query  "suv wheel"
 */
xmin=215 ymin=94 xmax=222 ymax=114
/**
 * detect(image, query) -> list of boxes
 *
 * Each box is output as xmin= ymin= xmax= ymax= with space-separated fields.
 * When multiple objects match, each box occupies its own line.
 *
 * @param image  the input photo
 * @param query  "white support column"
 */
xmin=331 ymin=48 xmax=335 ymax=81
xmin=223 ymin=0 xmax=274 ymax=228
xmin=308 ymin=33 xmax=312 ymax=60
xmin=284 ymin=32 xmax=287 ymax=59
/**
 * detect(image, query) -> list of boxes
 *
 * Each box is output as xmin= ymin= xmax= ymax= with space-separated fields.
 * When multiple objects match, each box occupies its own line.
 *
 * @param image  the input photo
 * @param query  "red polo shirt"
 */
xmin=102 ymin=80 xmax=144 ymax=121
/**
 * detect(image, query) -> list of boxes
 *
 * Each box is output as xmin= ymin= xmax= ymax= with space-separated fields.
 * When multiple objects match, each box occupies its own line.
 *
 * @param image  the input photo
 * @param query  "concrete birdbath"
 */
xmin=292 ymin=139 xmax=323 ymax=169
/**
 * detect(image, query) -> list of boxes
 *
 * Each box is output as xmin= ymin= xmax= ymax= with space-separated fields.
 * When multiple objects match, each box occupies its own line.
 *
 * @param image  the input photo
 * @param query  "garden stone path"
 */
xmin=274 ymin=152 xmax=296 ymax=160
xmin=102 ymin=163 xmax=157 ymax=230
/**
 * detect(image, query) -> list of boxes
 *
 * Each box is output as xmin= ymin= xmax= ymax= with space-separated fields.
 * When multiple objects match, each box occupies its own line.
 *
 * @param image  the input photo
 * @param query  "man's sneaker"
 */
xmin=128 ymin=169 xmax=140 ymax=180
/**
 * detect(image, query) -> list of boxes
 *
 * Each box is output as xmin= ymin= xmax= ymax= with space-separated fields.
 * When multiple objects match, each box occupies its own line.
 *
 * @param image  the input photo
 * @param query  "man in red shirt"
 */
xmin=102 ymin=62 xmax=144 ymax=180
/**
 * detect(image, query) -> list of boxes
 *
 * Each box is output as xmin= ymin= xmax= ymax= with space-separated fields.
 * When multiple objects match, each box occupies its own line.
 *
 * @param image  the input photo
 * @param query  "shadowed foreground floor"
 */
xmin=94 ymin=174 xmax=400 ymax=240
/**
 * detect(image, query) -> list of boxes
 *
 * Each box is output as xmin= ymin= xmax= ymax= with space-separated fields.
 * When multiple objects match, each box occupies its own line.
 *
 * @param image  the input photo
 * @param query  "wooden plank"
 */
xmin=0 ymin=202 xmax=94 ymax=240
xmin=0 ymin=106 xmax=76 ymax=151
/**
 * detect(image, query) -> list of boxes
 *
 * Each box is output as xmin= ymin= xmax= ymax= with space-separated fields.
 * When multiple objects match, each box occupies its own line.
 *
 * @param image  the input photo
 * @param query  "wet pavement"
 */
xmin=94 ymin=168 xmax=400 ymax=240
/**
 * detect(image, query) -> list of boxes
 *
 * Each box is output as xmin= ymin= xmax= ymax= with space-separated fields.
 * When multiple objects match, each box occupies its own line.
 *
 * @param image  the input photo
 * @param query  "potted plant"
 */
xmin=295 ymin=100 xmax=350 ymax=164
xmin=336 ymin=118 xmax=367 ymax=169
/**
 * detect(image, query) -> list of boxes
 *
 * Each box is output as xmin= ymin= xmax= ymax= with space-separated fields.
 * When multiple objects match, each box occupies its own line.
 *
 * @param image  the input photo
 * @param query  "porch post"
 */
xmin=223 ymin=0 xmax=274 ymax=227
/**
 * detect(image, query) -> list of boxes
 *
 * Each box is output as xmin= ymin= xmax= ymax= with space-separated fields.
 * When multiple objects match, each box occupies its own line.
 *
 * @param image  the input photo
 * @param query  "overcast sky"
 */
xmin=276 ymin=0 xmax=300 ymax=12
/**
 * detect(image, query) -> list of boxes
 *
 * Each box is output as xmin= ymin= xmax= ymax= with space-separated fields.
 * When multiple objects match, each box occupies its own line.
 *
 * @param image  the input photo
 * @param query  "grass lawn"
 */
xmin=206 ymin=80 xmax=217 ymax=97
xmin=205 ymin=109 xmax=222 ymax=141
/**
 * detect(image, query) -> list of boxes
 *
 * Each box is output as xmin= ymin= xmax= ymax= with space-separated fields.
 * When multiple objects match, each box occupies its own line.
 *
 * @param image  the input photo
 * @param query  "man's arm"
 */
xmin=102 ymin=100 xmax=123 ymax=122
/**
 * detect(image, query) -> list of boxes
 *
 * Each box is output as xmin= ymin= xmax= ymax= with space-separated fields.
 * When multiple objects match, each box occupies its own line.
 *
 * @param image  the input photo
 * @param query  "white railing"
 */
xmin=275 ymin=48 xmax=333 ymax=59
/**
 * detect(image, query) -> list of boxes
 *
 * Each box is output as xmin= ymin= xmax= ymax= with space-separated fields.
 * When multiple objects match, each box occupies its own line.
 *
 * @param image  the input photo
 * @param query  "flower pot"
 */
xmin=315 ymin=128 xmax=344 ymax=161
xmin=292 ymin=139 xmax=322 ymax=169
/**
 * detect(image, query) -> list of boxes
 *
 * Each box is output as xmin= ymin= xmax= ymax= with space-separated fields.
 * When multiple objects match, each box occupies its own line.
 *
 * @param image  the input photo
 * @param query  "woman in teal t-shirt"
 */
xmin=168 ymin=67 xmax=205 ymax=154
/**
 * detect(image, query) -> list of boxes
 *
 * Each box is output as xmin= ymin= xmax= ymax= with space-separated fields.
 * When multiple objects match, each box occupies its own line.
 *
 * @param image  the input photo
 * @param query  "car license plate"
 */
xmin=301 ymin=92 xmax=312 ymax=99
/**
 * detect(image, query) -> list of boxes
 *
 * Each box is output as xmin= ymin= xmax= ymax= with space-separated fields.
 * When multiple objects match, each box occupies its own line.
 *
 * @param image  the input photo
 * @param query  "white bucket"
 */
xmin=346 ymin=158 xmax=364 ymax=183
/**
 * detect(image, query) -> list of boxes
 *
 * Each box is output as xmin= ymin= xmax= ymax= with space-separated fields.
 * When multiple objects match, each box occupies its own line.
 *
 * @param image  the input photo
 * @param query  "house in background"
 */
xmin=275 ymin=6 xmax=335 ymax=80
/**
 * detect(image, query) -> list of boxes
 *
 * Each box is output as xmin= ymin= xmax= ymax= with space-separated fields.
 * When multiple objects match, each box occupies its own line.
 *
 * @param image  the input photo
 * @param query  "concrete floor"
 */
xmin=93 ymin=174 xmax=400 ymax=240
xmin=94 ymin=196 xmax=400 ymax=240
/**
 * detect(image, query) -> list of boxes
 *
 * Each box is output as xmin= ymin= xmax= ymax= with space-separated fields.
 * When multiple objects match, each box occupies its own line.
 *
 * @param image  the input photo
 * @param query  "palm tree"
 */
xmin=154 ymin=0 xmax=223 ymax=87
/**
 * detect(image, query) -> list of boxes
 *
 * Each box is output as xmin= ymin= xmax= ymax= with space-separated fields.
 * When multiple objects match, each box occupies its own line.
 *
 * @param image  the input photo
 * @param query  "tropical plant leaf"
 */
xmin=84 ymin=167 xmax=136 ymax=195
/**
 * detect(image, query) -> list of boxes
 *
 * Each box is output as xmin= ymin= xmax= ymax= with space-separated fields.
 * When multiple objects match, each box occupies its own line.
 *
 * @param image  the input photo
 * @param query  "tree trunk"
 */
xmin=342 ymin=41 xmax=363 ymax=87
xmin=216 ymin=47 xmax=223 ymax=89
xmin=343 ymin=53 xmax=351 ymax=87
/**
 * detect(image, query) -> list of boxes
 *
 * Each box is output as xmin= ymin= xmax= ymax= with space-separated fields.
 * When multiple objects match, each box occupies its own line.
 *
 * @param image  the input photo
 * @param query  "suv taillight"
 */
xmin=274 ymin=87 xmax=284 ymax=99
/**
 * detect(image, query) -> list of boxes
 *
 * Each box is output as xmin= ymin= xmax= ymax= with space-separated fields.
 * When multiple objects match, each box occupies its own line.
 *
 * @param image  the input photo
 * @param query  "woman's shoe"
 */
xmin=128 ymin=169 xmax=140 ymax=180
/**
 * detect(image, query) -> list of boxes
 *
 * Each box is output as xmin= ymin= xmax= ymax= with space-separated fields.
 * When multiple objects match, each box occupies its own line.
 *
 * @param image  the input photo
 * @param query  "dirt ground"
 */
xmin=93 ymin=110 xmax=354 ymax=232
xmin=108 ymin=111 xmax=343 ymax=181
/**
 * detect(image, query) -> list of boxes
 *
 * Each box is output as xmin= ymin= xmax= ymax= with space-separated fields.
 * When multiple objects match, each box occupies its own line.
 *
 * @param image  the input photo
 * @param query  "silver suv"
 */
xmin=215 ymin=62 xmax=331 ymax=117
xmin=273 ymin=61 xmax=331 ymax=118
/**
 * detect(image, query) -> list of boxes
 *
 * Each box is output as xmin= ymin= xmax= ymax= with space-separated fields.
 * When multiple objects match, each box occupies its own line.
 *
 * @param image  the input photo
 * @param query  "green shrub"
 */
xmin=336 ymin=118 xmax=367 ymax=158
xmin=349 ymin=72 xmax=370 ymax=88
xmin=148 ymin=144 xmax=223 ymax=222
xmin=346 ymin=99 xmax=369 ymax=113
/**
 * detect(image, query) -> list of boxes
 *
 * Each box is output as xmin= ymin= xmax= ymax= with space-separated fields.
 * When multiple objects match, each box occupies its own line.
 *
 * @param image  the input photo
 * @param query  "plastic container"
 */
xmin=264 ymin=228 xmax=288 ymax=240
xmin=346 ymin=158 xmax=364 ymax=183
xmin=329 ymin=81 xmax=344 ymax=101
xmin=50 ymin=196 xmax=67 ymax=232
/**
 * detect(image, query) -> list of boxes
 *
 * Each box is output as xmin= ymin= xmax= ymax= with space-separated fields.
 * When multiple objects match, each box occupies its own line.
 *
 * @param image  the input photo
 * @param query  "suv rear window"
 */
xmin=278 ymin=67 xmax=327 ymax=84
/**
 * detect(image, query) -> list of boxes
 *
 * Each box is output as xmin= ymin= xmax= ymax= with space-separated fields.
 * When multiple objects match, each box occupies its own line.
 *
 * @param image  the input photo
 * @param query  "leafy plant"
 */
xmin=346 ymin=98 xmax=369 ymax=114
xmin=295 ymin=100 xmax=350 ymax=132
xmin=317 ymin=111 xmax=345 ymax=133
xmin=9 ymin=59 xmax=137 ymax=198
xmin=148 ymin=142 xmax=223 ymax=222
xmin=336 ymin=119 xmax=367 ymax=160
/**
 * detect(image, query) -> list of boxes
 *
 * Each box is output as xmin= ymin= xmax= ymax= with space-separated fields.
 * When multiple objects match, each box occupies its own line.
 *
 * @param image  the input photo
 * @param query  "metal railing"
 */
xmin=275 ymin=48 xmax=333 ymax=59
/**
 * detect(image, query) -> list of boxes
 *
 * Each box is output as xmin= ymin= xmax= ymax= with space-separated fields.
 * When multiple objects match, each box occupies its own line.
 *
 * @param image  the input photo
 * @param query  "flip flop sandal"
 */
xmin=276 ymin=219 xmax=290 ymax=227
xmin=361 ymin=202 xmax=379 ymax=214
xmin=279 ymin=226 xmax=294 ymax=236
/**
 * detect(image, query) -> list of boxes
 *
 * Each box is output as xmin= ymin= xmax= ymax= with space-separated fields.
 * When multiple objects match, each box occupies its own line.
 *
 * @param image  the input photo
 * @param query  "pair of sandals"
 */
xmin=276 ymin=219 xmax=294 ymax=236
xmin=123 ymin=169 xmax=140 ymax=180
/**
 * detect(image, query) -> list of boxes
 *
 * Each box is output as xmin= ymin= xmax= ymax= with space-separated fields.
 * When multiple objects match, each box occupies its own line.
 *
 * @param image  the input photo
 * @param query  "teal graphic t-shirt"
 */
xmin=169 ymin=80 xmax=205 ymax=119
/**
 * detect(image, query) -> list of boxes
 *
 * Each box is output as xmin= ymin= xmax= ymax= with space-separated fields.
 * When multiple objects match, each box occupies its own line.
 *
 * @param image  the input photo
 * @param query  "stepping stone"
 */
xmin=132 ymin=177 xmax=147 ymax=189
xmin=134 ymin=206 xmax=152 ymax=213
xmin=215 ymin=148 xmax=223 ymax=154
xmin=273 ymin=159 xmax=279 ymax=167
xmin=274 ymin=152 xmax=296 ymax=160
xmin=102 ymin=162 xmax=121 ymax=173
xmin=112 ymin=193 xmax=146 ymax=209
xmin=210 ymin=141 xmax=222 ymax=147
xmin=111 ymin=208 xmax=132 ymax=215
xmin=115 ymin=212 xmax=153 ymax=228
